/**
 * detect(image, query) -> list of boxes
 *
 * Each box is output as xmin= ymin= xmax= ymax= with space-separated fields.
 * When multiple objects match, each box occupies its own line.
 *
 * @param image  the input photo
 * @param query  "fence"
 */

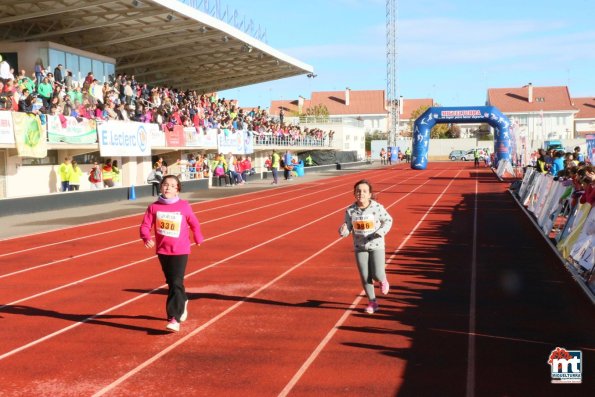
xmin=511 ymin=168 xmax=595 ymax=301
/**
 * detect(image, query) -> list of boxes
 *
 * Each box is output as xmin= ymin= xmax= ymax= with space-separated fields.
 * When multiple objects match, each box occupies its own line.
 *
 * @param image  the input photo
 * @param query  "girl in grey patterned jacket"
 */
xmin=339 ymin=179 xmax=393 ymax=314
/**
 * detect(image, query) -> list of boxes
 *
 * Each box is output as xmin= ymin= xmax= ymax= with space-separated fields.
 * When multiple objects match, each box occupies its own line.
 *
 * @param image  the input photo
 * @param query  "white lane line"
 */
xmin=0 ymin=171 xmax=384 ymax=278
xmin=278 ymin=169 xmax=463 ymax=396
xmin=92 ymin=169 xmax=437 ymax=396
xmin=0 ymin=170 xmax=412 ymax=360
xmin=0 ymin=184 xmax=356 ymax=307
xmin=91 ymin=239 xmax=346 ymax=397
xmin=466 ymin=173 xmax=479 ymax=397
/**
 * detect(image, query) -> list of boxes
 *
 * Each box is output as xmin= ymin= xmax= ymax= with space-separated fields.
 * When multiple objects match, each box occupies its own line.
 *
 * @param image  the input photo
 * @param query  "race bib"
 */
xmin=156 ymin=211 xmax=182 ymax=238
xmin=352 ymin=214 xmax=375 ymax=236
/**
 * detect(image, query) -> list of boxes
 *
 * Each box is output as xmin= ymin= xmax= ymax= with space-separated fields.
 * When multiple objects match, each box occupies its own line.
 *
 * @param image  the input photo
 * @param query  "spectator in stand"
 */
xmin=536 ymin=149 xmax=548 ymax=174
xmin=227 ymin=154 xmax=244 ymax=185
xmin=58 ymin=157 xmax=72 ymax=192
xmin=240 ymin=155 xmax=253 ymax=182
xmin=551 ymin=151 xmax=565 ymax=177
xmin=564 ymin=152 xmax=578 ymax=169
xmin=213 ymin=159 xmax=231 ymax=187
xmin=89 ymin=162 xmax=103 ymax=189
xmin=37 ymin=76 xmax=53 ymax=109
xmin=574 ymin=146 xmax=585 ymax=163
xmin=18 ymin=89 xmax=32 ymax=112
xmin=34 ymin=59 xmax=45 ymax=86
xmin=53 ymin=64 xmax=64 ymax=85
xmin=68 ymin=160 xmax=83 ymax=191
xmin=0 ymin=55 xmax=14 ymax=83
xmin=64 ymin=70 xmax=73 ymax=91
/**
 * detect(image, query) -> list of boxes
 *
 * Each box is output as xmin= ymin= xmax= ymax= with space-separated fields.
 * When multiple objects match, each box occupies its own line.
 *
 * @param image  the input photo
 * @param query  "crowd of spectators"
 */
xmin=0 ymin=57 xmax=333 ymax=146
xmin=532 ymin=146 xmax=595 ymax=206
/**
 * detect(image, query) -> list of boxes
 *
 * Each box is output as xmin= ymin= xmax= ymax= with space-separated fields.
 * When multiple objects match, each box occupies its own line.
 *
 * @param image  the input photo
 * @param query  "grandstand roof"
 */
xmin=0 ymin=0 xmax=313 ymax=93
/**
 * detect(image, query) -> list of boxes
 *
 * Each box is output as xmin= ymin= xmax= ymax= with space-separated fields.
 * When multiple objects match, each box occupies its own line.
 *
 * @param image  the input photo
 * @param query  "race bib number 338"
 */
xmin=156 ymin=211 xmax=182 ymax=238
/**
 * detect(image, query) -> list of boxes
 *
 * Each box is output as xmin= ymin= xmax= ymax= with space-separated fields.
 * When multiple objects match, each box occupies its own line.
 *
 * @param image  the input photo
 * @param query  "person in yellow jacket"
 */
xmin=102 ymin=159 xmax=115 ymax=188
xmin=59 ymin=157 xmax=73 ymax=192
xmin=68 ymin=160 xmax=83 ymax=191
xmin=112 ymin=160 xmax=121 ymax=187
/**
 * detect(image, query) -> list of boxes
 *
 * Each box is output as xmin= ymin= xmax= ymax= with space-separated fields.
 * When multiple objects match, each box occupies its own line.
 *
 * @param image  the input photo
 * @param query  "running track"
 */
xmin=0 ymin=163 xmax=593 ymax=396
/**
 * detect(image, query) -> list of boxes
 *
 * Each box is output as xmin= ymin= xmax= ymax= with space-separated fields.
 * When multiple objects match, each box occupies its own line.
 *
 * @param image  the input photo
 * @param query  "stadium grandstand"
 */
xmin=0 ymin=0 xmax=365 ymax=200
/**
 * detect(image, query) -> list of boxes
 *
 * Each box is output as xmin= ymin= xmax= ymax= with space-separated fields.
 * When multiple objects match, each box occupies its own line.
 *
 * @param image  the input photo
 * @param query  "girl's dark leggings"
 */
xmin=158 ymin=254 xmax=188 ymax=322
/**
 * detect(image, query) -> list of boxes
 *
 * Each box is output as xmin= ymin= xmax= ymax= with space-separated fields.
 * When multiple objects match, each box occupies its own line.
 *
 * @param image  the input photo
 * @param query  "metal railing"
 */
xmin=252 ymin=135 xmax=331 ymax=148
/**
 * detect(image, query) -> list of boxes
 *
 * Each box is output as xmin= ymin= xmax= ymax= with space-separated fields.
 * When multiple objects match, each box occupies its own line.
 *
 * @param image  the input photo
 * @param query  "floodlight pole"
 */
xmin=386 ymin=0 xmax=399 ymax=147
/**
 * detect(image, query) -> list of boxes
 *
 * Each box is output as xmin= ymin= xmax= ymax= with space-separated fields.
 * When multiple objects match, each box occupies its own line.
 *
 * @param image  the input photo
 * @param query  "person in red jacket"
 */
xmin=140 ymin=175 xmax=204 ymax=332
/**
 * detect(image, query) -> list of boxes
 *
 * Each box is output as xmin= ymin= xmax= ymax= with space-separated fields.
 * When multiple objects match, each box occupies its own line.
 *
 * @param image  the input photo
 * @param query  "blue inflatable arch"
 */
xmin=411 ymin=106 xmax=511 ymax=170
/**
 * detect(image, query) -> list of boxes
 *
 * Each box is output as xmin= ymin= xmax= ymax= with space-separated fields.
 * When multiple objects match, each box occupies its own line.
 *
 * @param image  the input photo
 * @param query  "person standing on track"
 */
xmin=338 ymin=179 xmax=393 ymax=314
xmin=140 ymin=175 xmax=204 ymax=332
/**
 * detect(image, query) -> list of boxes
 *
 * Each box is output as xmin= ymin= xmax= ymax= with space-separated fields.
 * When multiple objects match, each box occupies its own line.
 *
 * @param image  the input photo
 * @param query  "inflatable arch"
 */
xmin=411 ymin=106 xmax=511 ymax=170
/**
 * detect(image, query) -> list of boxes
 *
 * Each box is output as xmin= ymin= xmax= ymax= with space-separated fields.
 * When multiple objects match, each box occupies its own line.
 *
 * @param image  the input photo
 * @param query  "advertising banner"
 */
xmin=47 ymin=115 xmax=97 ymax=144
xmin=586 ymin=134 xmax=595 ymax=164
xmin=165 ymin=125 xmax=186 ymax=147
xmin=0 ymin=111 xmax=14 ymax=144
xmin=217 ymin=129 xmax=254 ymax=154
xmin=12 ymin=112 xmax=47 ymax=158
xmin=97 ymin=120 xmax=153 ymax=157
xmin=184 ymin=127 xmax=218 ymax=147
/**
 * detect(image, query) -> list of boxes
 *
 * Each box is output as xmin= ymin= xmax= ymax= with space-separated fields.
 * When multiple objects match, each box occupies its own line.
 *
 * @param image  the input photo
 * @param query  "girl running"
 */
xmin=339 ymin=179 xmax=393 ymax=314
xmin=140 ymin=175 xmax=204 ymax=332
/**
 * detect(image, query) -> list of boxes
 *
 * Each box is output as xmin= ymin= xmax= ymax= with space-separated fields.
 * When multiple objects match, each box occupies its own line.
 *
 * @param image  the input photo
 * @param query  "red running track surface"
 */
xmin=0 ymin=162 xmax=593 ymax=396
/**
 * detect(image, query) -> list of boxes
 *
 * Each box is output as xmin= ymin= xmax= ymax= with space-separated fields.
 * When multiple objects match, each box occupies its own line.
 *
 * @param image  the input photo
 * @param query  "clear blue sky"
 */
xmin=219 ymin=0 xmax=595 ymax=110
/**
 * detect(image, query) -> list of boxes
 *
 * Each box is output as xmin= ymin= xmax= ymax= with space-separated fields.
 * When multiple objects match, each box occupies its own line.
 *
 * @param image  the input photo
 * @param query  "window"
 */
xmin=72 ymin=151 xmax=102 ymax=165
xmin=21 ymin=150 xmax=58 ymax=165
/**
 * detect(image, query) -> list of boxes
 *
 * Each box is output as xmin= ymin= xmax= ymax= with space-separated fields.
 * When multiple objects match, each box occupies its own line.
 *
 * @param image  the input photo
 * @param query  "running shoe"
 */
xmin=180 ymin=300 xmax=188 ymax=322
xmin=166 ymin=317 xmax=180 ymax=332
xmin=381 ymin=279 xmax=390 ymax=295
xmin=365 ymin=301 xmax=379 ymax=314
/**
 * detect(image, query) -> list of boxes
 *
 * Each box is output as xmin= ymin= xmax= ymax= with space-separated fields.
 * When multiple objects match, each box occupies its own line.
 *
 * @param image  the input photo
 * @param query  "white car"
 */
xmin=449 ymin=149 xmax=487 ymax=161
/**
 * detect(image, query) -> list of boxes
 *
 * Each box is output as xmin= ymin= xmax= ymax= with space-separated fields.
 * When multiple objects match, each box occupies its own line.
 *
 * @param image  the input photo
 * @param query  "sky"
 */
xmin=218 ymin=0 xmax=595 ymax=110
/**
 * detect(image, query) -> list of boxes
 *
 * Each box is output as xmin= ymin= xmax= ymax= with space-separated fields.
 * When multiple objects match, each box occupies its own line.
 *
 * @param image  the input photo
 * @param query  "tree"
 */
xmin=446 ymin=124 xmax=461 ymax=138
xmin=365 ymin=130 xmax=387 ymax=151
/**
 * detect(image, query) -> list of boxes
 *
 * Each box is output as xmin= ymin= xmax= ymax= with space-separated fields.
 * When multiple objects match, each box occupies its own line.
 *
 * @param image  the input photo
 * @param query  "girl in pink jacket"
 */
xmin=140 ymin=175 xmax=204 ymax=332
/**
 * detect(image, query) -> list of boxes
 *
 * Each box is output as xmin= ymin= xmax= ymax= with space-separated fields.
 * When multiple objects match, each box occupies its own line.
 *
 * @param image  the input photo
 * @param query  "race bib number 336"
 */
xmin=352 ymin=214 xmax=375 ymax=235
xmin=156 ymin=211 xmax=182 ymax=238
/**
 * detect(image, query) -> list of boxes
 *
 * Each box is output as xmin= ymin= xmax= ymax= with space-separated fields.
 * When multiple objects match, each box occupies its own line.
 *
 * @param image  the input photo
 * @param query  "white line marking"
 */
xmin=92 ymin=169 xmax=438 ymax=396
xmin=466 ymin=174 xmax=479 ymax=397
xmin=0 ymin=171 xmax=384 ymax=277
xmin=0 ymin=170 xmax=408 ymax=360
xmin=277 ymin=169 xmax=463 ymax=396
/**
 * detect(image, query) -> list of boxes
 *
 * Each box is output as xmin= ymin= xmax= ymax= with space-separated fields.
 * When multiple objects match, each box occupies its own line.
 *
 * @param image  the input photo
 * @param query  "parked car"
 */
xmin=449 ymin=149 xmax=487 ymax=161
xmin=449 ymin=150 xmax=468 ymax=161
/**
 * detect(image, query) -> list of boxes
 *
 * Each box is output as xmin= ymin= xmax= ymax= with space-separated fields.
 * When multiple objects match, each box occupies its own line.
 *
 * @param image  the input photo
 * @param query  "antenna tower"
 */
xmin=386 ymin=0 xmax=399 ymax=147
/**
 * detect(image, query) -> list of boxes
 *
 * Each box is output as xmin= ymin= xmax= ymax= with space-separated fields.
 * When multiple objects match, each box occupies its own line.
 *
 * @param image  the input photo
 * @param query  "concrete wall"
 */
xmin=0 ymin=178 xmax=208 ymax=216
xmin=371 ymin=138 xmax=494 ymax=161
